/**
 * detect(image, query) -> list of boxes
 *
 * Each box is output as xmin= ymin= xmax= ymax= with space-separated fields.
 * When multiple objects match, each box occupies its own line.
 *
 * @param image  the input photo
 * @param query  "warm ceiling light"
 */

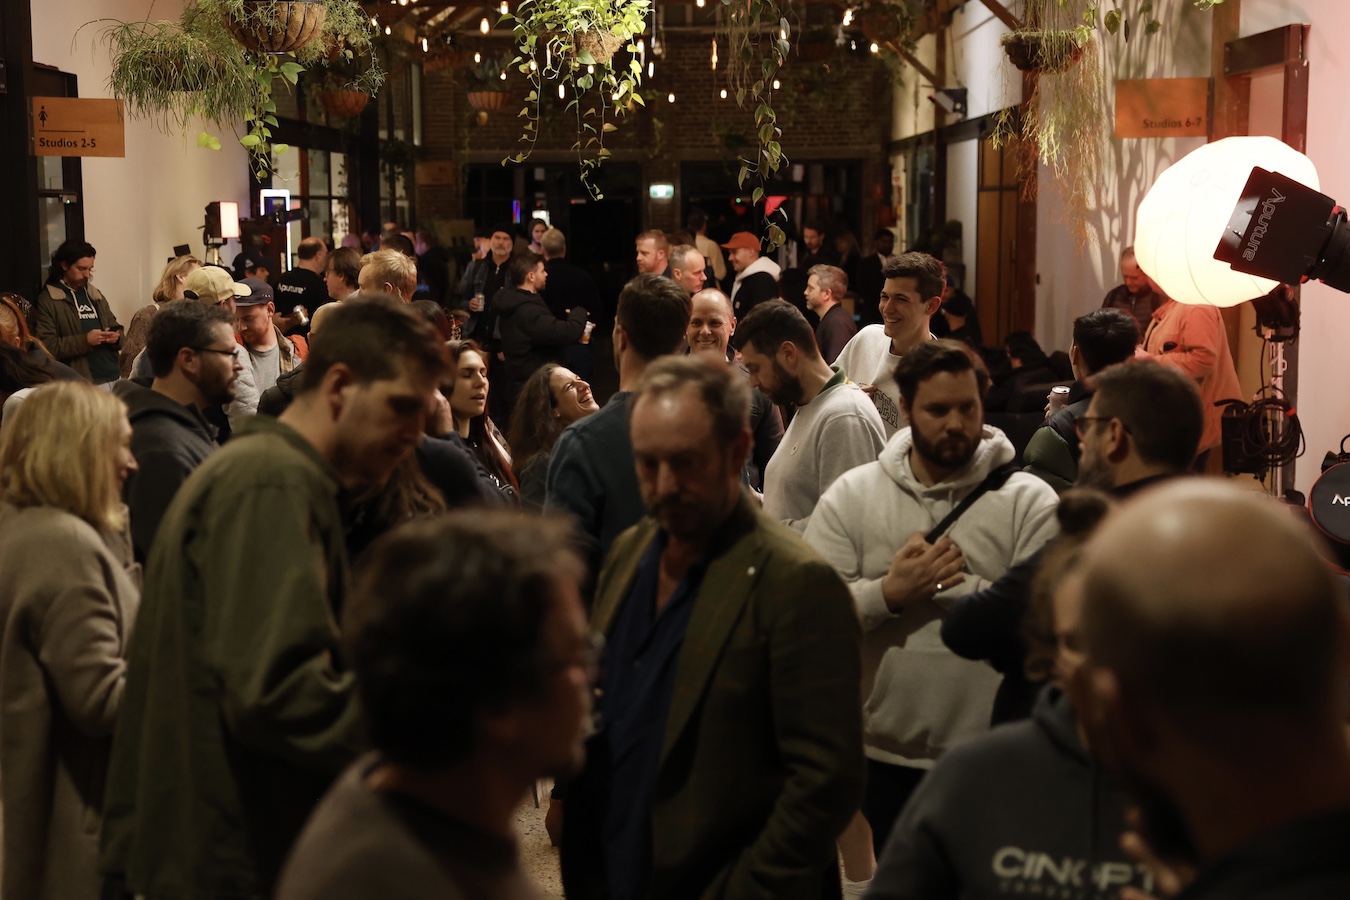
xmin=474 ymin=51 xmax=482 ymax=63
xmin=480 ymin=17 xmax=490 ymax=33
xmin=842 ymin=8 xmax=854 ymax=25
xmin=667 ymin=92 xmax=675 ymax=103
xmin=558 ymin=84 xmax=566 ymax=99
xmin=648 ymin=61 xmax=654 ymax=77
xmin=772 ymin=79 xmax=780 ymax=89
xmin=385 ymin=26 xmax=392 ymax=34
xmin=500 ymin=0 xmax=509 ymax=12
xmin=421 ymin=38 xmax=428 ymax=51
xmin=500 ymin=70 xmax=507 ymax=80
xmin=869 ymin=42 xmax=879 ymax=53
xmin=720 ymin=88 xmax=727 ymax=99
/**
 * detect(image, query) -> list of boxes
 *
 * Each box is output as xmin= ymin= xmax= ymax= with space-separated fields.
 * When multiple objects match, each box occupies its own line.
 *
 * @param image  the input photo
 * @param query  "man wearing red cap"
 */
xmin=722 ymin=231 xmax=781 ymax=317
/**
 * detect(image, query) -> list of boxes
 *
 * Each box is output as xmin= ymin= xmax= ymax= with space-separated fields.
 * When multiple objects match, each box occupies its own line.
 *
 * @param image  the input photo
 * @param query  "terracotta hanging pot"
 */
xmin=466 ymin=90 xmax=511 ymax=112
xmin=224 ymin=0 xmax=327 ymax=55
xmin=320 ymin=89 xmax=370 ymax=117
xmin=1000 ymin=31 xmax=1085 ymax=74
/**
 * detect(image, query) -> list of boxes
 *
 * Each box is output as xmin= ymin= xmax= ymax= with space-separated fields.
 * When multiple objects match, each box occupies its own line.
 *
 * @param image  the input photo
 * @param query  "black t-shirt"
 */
xmin=275 ymin=267 xmax=328 ymax=316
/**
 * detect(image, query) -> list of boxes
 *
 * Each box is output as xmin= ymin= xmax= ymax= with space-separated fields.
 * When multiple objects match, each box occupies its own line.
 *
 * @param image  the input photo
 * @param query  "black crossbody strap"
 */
xmin=924 ymin=463 xmax=1020 ymax=544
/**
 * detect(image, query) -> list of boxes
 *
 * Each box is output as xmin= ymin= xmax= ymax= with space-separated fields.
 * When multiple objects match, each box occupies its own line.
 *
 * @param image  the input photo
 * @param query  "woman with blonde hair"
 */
xmin=118 ymin=254 xmax=203 ymax=377
xmin=0 ymin=380 xmax=141 ymax=900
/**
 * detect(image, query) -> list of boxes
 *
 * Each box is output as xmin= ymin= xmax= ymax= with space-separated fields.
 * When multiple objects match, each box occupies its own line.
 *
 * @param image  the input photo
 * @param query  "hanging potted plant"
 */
xmin=314 ymin=53 xmax=385 ymax=118
xmin=999 ymin=0 xmax=1096 ymax=74
xmin=464 ymin=52 xmax=513 ymax=118
xmin=503 ymin=0 xmax=651 ymax=198
xmin=96 ymin=0 xmax=381 ymax=179
xmin=219 ymin=0 xmax=327 ymax=54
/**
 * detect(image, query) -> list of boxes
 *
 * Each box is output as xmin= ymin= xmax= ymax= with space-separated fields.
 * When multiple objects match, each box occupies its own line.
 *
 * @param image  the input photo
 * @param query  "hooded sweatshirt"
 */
xmin=868 ymin=687 xmax=1154 ymax=900
xmin=494 ymin=285 xmax=587 ymax=387
xmin=729 ymin=255 xmax=781 ymax=317
xmin=112 ymin=378 xmax=219 ymax=561
xmin=804 ymin=424 xmax=1058 ymax=766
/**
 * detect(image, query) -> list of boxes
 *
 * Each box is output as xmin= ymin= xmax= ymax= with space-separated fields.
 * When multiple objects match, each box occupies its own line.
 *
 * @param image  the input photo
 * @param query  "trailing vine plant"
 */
xmin=503 ymin=0 xmax=651 ymax=199
xmin=716 ymin=0 xmax=791 ymax=248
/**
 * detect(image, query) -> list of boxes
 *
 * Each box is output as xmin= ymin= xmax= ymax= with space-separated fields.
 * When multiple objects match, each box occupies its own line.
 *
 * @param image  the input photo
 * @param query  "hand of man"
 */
xmin=880 ymin=533 xmax=966 ymax=613
xmin=87 ymin=329 xmax=109 ymax=347
xmin=859 ymin=383 xmax=878 ymax=396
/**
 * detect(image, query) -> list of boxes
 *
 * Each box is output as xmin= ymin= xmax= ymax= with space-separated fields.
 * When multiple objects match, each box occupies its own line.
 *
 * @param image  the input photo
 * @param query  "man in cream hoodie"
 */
xmin=805 ymin=339 xmax=1058 ymax=858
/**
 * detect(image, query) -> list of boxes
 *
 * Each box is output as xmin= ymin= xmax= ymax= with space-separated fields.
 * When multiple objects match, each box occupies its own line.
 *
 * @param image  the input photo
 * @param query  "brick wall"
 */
xmin=417 ymin=30 xmax=894 ymax=238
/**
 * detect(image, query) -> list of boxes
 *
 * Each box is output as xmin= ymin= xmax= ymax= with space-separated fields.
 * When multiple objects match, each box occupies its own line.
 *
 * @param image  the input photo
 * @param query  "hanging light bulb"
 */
xmin=385 ymin=26 xmax=392 ymax=35
xmin=648 ymin=60 xmax=654 ymax=77
xmin=529 ymin=58 xmax=538 ymax=71
xmin=422 ymin=38 xmax=428 ymax=51
xmin=479 ymin=17 xmax=490 ymax=33
xmin=869 ymin=42 xmax=879 ymax=53
xmin=780 ymin=26 xmax=787 ymax=40
xmin=720 ymin=88 xmax=728 ymax=99
xmin=500 ymin=0 xmax=508 ymax=13
xmin=587 ymin=64 xmax=595 ymax=74
xmin=696 ymin=0 xmax=704 ymax=6
xmin=500 ymin=70 xmax=507 ymax=81
xmin=772 ymin=79 xmax=780 ymax=90
xmin=842 ymin=8 xmax=854 ymax=26
xmin=667 ymin=92 xmax=675 ymax=103
xmin=558 ymin=84 xmax=566 ymax=99
xmin=851 ymin=39 xmax=857 ymax=50
xmin=370 ymin=16 xmax=377 ymax=26
xmin=711 ymin=38 xmax=718 ymax=71
xmin=474 ymin=52 xmax=482 ymax=63
xmin=637 ymin=39 xmax=645 ymax=57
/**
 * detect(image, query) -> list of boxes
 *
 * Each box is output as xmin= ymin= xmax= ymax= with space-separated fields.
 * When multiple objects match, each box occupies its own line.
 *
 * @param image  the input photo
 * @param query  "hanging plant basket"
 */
xmin=1000 ymin=30 xmax=1086 ymax=74
xmin=320 ymin=88 xmax=369 ymax=116
xmin=224 ymin=0 xmax=327 ymax=54
xmin=140 ymin=52 xmax=230 ymax=92
xmin=573 ymin=29 xmax=624 ymax=64
xmin=467 ymin=90 xmax=511 ymax=112
xmin=858 ymin=9 xmax=903 ymax=45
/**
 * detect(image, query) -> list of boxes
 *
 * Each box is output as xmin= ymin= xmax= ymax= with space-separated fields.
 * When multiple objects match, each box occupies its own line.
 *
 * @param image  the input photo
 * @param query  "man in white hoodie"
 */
xmin=804 ymin=339 xmax=1058 ymax=855
xmin=721 ymin=231 xmax=781 ymax=317
xmin=834 ymin=251 xmax=944 ymax=437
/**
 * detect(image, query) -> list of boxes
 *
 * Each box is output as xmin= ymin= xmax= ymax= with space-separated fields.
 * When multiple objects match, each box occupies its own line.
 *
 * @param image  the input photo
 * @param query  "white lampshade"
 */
xmin=1135 ymin=136 xmax=1320 ymax=308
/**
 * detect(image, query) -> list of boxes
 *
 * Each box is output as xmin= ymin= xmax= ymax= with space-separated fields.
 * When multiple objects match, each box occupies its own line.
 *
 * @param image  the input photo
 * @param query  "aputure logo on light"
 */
xmin=1333 ymin=494 xmax=1350 ymax=506
xmin=1243 ymin=188 xmax=1286 ymax=261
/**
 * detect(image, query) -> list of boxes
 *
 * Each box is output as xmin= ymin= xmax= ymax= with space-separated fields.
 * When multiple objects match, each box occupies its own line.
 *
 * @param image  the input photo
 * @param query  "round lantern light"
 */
xmin=1135 ymin=136 xmax=1319 ymax=308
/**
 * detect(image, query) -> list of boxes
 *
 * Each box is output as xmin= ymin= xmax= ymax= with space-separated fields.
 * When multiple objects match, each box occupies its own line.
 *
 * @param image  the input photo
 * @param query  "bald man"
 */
xmin=1073 ymin=480 xmax=1350 ymax=900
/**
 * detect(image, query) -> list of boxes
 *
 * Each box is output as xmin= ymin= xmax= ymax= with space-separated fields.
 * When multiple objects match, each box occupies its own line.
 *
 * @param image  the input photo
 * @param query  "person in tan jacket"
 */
xmin=0 ymin=381 xmax=141 ymax=900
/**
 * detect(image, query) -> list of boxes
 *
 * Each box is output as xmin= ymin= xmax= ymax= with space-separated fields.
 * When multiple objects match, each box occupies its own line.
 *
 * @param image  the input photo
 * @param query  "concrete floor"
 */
xmin=514 ymin=779 xmax=564 ymax=898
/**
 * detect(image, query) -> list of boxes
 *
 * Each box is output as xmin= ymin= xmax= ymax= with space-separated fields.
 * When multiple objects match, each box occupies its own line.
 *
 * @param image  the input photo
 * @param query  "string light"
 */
xmin=500 ymin=70 xmax=507 ymax=81
xmin=842 ymin=8 xmax=854 ymax=26
xmin=529 ymin=59 xmax=538 ymax=71
xmin=369 ymin=16 xmax=377 ymax=26
xmin=385 ymin=26 xmax=392 ymax=35
xmin=648 ymin=61 xmax=654 ymax=77
xmin=637 ymin=39 xmax=645 ymax=56
xmin=559 ymin=84 xmax=566 ymax=99
xmin=869 ymin=41 xmax=879 ymax=53
xmin=696 ymin=0 xmax=704 ymax=6
xmin=500 ymin=0 xmax=508 ymax=13
xmin=667 ymin=92 xmax=675 ymax=103
xmin=422 ymin=38 xmax=428 ymax=51
xmin=772 ymin=79 xmax=780 ymax=89
xmin=711 ymin=38 xmax=718 ymax=71
xmin=720 ymin=88 xmax=727 ymax=99
xmin=479 ymin=17 xmax=490 ymax=33
xmin=780 ymin=27 xmax=787 ymax=39
xmin=474 ymin=52 xmax=482 ymax=63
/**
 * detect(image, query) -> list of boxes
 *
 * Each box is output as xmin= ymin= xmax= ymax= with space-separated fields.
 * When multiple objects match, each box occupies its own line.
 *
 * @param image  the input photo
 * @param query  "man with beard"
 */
xmin=1074 ymin=479 xmax=1350 ymax=900
xmin=733 ymin=300 xmax=884 ymax=531
xmin=804 ymin=340 xmax=1058 ymax=852
xmin=113 ymin=300 xmax=242 ymax=562
xmin=685 ymin=287 xmax=782 ymax=491
xmin=102 ymin=299 xmax=447 ymax=899
xmin=560 ymin=356 xmax=864 ymax=900
xmin=941 ymin=359 xmax=1203 ymax=726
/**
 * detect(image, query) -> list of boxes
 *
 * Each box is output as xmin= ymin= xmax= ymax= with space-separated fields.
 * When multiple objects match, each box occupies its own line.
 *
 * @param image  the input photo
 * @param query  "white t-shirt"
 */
xmin=834 ymin=325 xmax=907 ymax=438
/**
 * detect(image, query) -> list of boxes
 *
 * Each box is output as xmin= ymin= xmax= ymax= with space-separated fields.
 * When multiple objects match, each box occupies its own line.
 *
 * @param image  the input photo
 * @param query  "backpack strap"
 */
xmin=924 ymin=462 xmax=1021 ymax=544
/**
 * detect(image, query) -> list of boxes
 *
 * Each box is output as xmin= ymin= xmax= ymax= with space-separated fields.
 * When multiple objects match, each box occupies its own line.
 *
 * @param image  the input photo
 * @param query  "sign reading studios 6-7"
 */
xmin=31 ymin=98 xmax=126 ymax=158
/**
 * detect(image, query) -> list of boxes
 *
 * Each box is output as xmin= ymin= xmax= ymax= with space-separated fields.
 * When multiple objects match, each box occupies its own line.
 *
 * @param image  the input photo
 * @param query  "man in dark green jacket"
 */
xmin=35 ymin=239 xmax=122 ymax=385
xmin=101 ymin=298 xmax=447 ymax=898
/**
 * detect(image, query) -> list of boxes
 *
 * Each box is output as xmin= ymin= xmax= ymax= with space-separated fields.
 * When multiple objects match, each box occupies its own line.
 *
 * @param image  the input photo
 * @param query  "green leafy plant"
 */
xmin=96 ymin=0 xmax=380 ymax=179
xmin=716 ymin=0 xmax=791 ymax=248
xmin=1101 ymin=0 xmax=1227 ymax=40
xmin=502 ymin=0 xmax=651 ymax=199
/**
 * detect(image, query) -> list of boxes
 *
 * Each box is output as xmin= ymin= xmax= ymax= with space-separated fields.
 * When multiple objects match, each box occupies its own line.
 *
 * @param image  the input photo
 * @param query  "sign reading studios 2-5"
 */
xmin=31 ymin=98 xmax=126 ymax=158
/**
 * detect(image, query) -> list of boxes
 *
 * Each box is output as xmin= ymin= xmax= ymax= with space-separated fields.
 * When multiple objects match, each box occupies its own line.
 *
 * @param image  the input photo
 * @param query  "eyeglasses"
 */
xmin=1073 ymin=415 xmax=1131 ymax=439
xmin=192 ymin=346 xmax=238 ymax=358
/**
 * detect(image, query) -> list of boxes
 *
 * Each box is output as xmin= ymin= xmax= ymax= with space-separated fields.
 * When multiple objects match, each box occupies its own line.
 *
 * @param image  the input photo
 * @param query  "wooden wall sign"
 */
xmin=31 ymin=98 xmax=126 ymax=157
xmin=1115 ymin=78 xmax=1212 ymax=139
xmin=416 ymin=160 xmax=456 ymax=186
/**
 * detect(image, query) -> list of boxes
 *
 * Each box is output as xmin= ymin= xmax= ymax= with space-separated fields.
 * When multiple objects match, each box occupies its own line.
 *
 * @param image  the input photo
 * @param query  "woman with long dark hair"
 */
xmin=445 ymin=340 xmax=518 ymax=502
xmin=508 ymin=363 xmax=600 ymax=511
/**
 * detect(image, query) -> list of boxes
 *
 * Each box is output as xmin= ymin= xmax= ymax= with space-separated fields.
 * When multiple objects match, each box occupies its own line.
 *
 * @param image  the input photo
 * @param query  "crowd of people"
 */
xmin=0 ymin=214 xmax=1346 ymax=900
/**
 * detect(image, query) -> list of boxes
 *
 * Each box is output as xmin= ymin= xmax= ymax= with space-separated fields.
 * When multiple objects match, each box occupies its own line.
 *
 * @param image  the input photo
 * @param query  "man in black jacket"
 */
xmin=113 ymin=300 xmax=241 ymax=561
xmin=495 ymin=252 xmax=588 ymax=425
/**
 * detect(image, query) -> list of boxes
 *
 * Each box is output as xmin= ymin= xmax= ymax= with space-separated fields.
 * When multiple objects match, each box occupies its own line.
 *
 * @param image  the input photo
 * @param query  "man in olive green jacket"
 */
xmin=101 ymin=299 xmax=447 ymax=898
xmin=560 ymin=356 xmax=864 ymax=900
xmin=36 ymin=242 xmax=122 ymax=385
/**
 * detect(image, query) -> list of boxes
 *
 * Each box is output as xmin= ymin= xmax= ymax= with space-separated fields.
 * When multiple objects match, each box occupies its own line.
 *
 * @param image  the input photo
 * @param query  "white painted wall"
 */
xmin=30 ymin=0 xmax=252 ymax=324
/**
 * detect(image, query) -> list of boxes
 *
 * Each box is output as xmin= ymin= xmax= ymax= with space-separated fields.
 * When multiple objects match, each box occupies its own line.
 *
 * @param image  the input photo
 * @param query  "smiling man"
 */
xmin=804 ymin=339 xmax=1058 ymax=853
xmin=834 ymin=252 xmax=945 ymax=437
xmin=102 ymin=298 xmax=448 ymax=900
xmin=560 ymin=355 xmax=864 ymax=900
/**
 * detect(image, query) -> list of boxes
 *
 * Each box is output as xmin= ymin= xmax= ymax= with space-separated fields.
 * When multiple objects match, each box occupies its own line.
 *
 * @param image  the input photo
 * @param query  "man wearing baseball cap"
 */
xmin=721 ymin=231 xmax=781 ymax=317
xmin=237 ymin=277 xmax=303 ymax=396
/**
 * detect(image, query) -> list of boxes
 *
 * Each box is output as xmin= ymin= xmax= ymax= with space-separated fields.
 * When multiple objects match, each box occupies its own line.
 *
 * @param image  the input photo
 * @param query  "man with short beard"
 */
xmin=804 ymin=340 xmax=1058 ymax=852
xmin=734 ymin=300 xmax=884 ymax=531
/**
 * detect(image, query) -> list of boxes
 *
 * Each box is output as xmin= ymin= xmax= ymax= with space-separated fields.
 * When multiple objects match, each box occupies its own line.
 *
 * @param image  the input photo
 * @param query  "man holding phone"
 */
xmin=36 ymin=238 xmax=123 ymax=387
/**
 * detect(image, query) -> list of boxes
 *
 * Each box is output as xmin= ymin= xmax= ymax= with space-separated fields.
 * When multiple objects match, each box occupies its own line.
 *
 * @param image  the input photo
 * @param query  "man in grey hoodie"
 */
xmin=805 ymin=340 xmax=1058 ymax=853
